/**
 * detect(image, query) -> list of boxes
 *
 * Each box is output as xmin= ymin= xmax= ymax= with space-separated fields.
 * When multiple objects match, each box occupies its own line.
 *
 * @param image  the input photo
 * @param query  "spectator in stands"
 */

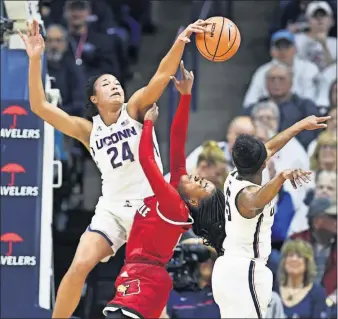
xmin=166 ymin=239 xmax=220 ymax=319
xmin=244 ymin=63 xmax=320 ymax=149
xmin=64 ymin=0 xmax=121 ymax=81
xmin=254 ymin=121 xmax=270 ymax=143
xmin=243 ymin=30 xmax=319 ymax=107
xmin=328 ymin=80 xmax=337 ymax=113
xmin=46 ymin=24 xmax=85 ymax=116
xmin=276 ymin=0 xmax=337 ymax=37
xmin=326 ymin=90 xmax=337 ymax=129
xmin=87 ymin=0 xmax=118 ymax=34
xmin=185 ymin=116 xmax=256 ymax=173
xmin=108 ymin=0 xmax=156 ymax=34
xmin=194 ymin=141 xmax=228 ymax=190
xmin=279 ymin=0 xmax=314 ymax=34
xmin=295 ymin=1 xmax=337 ymax=71
xmin=41 ymin=0 xmax=117 ymax=34
xmin=316 ymin=64 xmax=337 ymax=110
xmin=310 ymin=131 xmax=337 ymax=172
xmin=314 ymin=170 xmax=337 ymax=203
xmin=277 ymin=239 xmax=328 ymax=318
xmin=291 ymin=198 xmax=337 ymax=297
xmin=308 ymin=101 xmax=337 ymax=156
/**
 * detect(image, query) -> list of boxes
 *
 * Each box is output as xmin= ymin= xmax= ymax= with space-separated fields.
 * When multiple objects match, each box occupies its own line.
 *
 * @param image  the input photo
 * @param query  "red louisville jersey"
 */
xmin=126 ymin=195 xmax=193 ymax=266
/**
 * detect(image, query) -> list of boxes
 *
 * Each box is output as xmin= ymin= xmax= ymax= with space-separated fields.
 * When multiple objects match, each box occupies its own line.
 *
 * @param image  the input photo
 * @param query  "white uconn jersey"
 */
xmin=89 ymin=103 xmax=163 ymax=202
xmin=222 ymin=170 xmax=275 ymax=262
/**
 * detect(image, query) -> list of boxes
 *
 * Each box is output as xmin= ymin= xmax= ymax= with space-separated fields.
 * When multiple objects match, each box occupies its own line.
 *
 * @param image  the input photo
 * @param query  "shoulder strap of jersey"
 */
xmin=227 ymin=171 xmax=259 ymax=195
xmin=91 ymin=115 xmax=100 ymax=130
xmin=92 ymin=114 xmax=101 ymax=125
xmin=121 ymin=103 xmax=128 ymax=112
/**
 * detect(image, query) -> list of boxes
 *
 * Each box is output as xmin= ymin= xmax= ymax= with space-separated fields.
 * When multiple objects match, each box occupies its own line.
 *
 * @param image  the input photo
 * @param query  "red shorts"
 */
xmin=103 ymin=263 xmax=172 ymax=319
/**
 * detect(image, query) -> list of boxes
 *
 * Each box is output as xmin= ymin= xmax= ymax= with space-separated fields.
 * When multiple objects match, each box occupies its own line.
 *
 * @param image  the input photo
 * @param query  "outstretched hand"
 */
xmin=298 ymin=115 xmax=331 ymax=131
xmin=144 ymin=103 xmax=159 ymax=123
xmin=177 ymin=19 xmax=211 ymax=44
xmin=282 ymin=169 xmax=312 ymax=190
xmin=18 ymin=19 xmax=45 ymax=60
xmin=170 ymin=60 xmax=194 ymax=95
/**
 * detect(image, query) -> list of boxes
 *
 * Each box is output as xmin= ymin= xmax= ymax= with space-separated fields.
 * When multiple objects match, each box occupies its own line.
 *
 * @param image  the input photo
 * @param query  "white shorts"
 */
xmin=86 ymin=197 xmax=142 ymax=262
xmin=212 ymin=255 xmax=272 ymax=319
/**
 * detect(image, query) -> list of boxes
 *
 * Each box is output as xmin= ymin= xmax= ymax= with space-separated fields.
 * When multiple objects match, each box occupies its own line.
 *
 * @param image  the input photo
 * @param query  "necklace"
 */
xmin=285 ymin=286 xmax=305 ymax=301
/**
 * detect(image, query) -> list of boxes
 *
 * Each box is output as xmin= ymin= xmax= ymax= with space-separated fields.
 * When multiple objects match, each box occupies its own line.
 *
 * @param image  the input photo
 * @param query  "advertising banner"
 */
xmin=1 ymin=100 xmax=52 ymax=318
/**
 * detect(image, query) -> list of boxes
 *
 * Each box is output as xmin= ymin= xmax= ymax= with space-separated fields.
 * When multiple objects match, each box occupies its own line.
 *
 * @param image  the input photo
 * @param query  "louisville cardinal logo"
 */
xmin=117 ymin=279 xmax=141 ymax=296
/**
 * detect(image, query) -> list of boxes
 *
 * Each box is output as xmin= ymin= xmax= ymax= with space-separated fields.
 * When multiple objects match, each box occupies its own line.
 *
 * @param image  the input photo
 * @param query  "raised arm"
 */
xmin=169 ymin=62 xmax=194 ymax=186
xmin=237 ymin=169 xmax=312 ymax=219
xmin=139 ymin=107 xmax=168 ymax=195
xmin=265 ymin=115 xmax=330 ymax=159
xmin=20 ymin=20 xmax=91 ymax=149
xmin=127 ymin=20 xmax=209 ymax=120
xmin=140 ymin=106 xmax=187 ymax=220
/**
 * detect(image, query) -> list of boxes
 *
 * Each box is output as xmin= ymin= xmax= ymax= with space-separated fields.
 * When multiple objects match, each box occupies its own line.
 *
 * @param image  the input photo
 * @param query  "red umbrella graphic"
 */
xmin=2 ymin=105 xmax=28 ymax=128
xmin=1 ymin=163 xmax=26 ymax=186
xmin=0 ymin=233 xmax=23 ymax=256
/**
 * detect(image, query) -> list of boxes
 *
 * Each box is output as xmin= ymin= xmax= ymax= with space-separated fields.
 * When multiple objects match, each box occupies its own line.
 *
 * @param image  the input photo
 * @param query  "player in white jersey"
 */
xmin=191 ymin=115 xmax=331 ymax=318
xmin=19 ymin=19 xmax=210 ymax=318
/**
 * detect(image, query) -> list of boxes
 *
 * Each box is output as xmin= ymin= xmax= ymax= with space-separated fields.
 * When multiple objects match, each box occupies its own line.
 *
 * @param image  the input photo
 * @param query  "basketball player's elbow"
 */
xmin=30 ymin=101 xmax=43 ymax=113
xmin=30 ymin=101 xmax=47 ymax=115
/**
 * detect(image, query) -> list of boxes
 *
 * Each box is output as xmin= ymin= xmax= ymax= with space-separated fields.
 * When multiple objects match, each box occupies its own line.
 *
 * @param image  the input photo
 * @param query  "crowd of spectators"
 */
xmin=38 ymin=0 xmax=336 ymax=318
xmin=182 ymin=1 xmax=337 ymax=318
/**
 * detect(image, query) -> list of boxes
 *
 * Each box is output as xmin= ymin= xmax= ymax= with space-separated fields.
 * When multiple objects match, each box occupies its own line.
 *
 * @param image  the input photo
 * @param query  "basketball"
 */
xmin=195 ymin=16 xmax=241 ymax=62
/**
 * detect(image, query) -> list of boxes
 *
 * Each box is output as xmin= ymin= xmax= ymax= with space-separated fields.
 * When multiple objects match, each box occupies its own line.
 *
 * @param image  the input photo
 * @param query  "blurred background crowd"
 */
xmin=2 ymin=0 xmax=336 ymax=318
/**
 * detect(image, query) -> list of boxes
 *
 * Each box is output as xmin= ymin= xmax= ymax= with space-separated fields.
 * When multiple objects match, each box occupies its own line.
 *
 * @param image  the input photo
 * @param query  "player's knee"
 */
xmin=68 ymin=255 xmax=96 ymax=278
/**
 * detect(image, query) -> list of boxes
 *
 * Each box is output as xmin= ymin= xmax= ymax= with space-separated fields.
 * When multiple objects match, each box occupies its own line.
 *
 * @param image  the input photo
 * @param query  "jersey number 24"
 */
xmin=107 ymin=142 xmax=135 ymax=168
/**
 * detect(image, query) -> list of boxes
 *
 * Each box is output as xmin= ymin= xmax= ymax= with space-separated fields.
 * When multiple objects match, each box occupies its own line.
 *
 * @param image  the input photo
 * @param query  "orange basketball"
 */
xmin=195 ymin=16 xmax=241 ymax=62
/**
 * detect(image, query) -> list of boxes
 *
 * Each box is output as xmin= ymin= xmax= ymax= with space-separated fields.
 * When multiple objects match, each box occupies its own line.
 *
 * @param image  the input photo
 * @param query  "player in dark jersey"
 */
xmin=103 ymin=62 xmax=225 ymax=319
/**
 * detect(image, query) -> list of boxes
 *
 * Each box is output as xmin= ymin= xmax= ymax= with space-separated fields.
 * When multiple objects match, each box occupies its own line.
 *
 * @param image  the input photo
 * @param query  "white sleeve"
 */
xmin=328 ymin=38 xmax=337 ymax=60
xmin=295 ymin=34 xmax=308 ymax=60
xmin=299 ymin=62 xmax=319 ymax=102
xmin=316 ymin=63 xmax=337 ymax=107
xmin=287 ymin=202 xmax=310 ymax=237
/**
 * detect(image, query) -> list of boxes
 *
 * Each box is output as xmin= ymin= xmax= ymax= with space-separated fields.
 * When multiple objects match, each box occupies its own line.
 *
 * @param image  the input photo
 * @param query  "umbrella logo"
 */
xmin=0 ymin=233 xmax=23 ymax=256
xmin=2 ymin=105 xmax=28 ymax=129
xmin=1 ymin=163 xmax=26 ymax=186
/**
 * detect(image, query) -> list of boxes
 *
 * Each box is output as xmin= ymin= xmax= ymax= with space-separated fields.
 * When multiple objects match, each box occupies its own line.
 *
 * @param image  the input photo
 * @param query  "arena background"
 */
xmin=1 ymin=0 xmax=337 ymax=318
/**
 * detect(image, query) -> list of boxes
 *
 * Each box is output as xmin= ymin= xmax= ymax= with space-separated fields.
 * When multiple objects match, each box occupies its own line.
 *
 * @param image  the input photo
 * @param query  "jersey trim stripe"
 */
xmin=103 ymin=304 xmax=144 ymax=319
xmin=87 ymin=225 xmax=113 ymax=247
xmin=248 ymin=261 xmax=262 ymax=318
xmin=156 ymin=202 xmax=194 ymax=226
xmin=253 ymin=214 xmax=264 ymax=258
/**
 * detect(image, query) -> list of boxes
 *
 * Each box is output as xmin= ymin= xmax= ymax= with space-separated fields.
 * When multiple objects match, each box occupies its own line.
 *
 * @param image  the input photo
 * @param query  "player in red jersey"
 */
xmin=102 ymin=62 xmax=225 ymax=319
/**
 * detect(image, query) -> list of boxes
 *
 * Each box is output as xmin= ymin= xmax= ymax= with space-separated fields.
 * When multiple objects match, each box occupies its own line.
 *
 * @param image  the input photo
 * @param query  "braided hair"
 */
xmin=85 ymin=75 xmax=102 ymax=119
xmin=190 ymin=188 xmax=226 ymax=256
